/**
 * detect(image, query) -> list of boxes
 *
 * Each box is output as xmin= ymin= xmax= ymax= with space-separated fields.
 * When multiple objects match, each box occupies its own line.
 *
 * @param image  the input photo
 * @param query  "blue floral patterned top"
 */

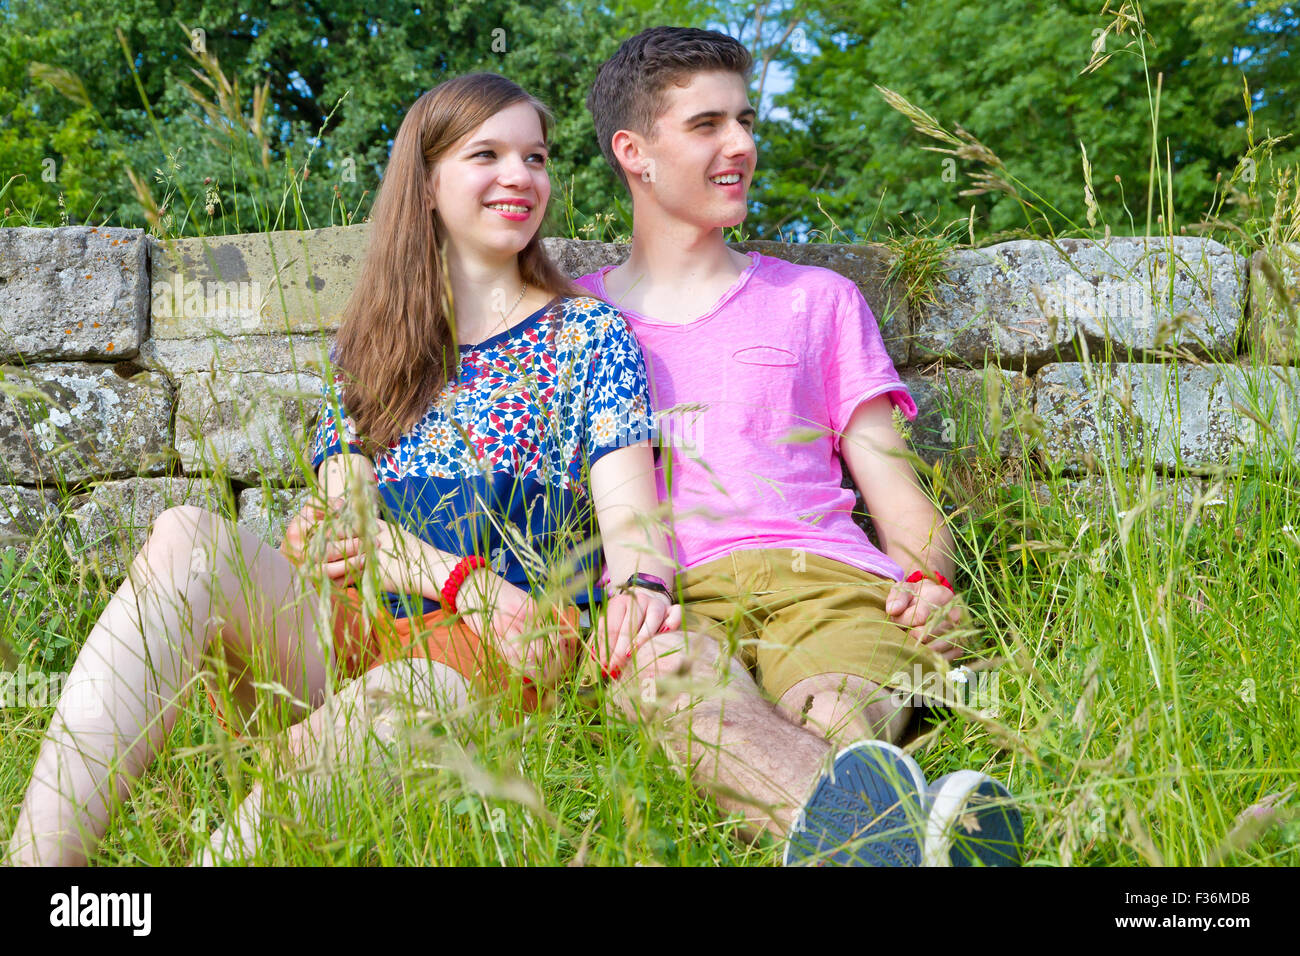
xmin=311 ymin=295 xmax=655 ymax=619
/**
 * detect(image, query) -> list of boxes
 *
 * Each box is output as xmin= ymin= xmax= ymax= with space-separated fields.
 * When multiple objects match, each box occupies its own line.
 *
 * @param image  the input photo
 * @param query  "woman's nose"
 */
xmin=497 ymin=154 xmax=531 ymax=186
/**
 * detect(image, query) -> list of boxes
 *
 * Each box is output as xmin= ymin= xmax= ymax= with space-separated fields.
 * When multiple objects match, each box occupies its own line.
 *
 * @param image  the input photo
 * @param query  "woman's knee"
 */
xmin=145 ymin=505 xmax=259 ymax=588
xmin=140 ymin=505 xmax=216 ymax=568
xmin=361 ymin=660 xmax=470 ymax=716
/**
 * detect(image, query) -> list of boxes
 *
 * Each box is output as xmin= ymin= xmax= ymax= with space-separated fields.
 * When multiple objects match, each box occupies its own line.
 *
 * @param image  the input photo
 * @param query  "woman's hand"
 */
xmin=278 ymin=500 xmax=327 ymax=564
xmin=885 ymin=577 xmax=968 ymax=663
xmin=280 ymin=498 xmax=370 ymax=576
xmin=589 ymin=587 xmax=683 ymax=679
xmin=322 ymin=518 xmax=433 ymax=598
xmin=286 ymin=497 xmax=429 ymax=598
xmin=456 ymin=569 xmax=578 ymax=688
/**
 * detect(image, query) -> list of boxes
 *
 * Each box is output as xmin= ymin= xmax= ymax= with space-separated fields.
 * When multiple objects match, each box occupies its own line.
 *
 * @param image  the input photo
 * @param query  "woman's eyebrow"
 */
xmin=463 ymin=138 xmax=549 ymax=151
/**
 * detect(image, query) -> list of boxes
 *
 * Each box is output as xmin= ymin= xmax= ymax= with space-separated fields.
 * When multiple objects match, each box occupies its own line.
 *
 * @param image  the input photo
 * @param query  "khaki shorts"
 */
xmin=678 ymin=549 xmax=965 ymax=704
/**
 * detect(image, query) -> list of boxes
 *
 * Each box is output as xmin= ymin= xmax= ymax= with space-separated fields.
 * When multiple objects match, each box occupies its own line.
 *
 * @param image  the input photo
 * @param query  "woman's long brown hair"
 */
xmin=333 ymin=72 xmax=581 ymax=456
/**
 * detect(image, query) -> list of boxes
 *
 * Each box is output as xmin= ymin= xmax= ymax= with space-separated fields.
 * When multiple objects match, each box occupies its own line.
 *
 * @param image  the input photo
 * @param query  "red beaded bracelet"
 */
xmin=441 ymin=555 xmax=488 ymax=614
xmin=905 ymin=569 xmax=954 ymax=592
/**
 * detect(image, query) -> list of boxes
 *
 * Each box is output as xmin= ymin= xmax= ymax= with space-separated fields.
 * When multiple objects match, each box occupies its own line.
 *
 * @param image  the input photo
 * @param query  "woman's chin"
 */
xmin=454 ymin=232 xmax=539 ymax=262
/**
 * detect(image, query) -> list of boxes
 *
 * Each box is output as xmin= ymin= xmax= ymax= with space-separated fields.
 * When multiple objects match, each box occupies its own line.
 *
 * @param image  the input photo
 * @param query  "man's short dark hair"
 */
xmin=587 ymin=26 xmax=753 ymax=191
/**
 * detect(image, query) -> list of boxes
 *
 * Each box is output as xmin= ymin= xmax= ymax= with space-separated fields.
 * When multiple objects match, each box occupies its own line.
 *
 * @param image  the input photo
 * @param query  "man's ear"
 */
xmin=611 ymin=129 xmax=655 ymax=186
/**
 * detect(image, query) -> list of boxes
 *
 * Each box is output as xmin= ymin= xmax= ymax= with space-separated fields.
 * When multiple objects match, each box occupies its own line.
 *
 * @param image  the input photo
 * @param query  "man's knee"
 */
xmin=777 ymin=673 xmax=909 ymax=744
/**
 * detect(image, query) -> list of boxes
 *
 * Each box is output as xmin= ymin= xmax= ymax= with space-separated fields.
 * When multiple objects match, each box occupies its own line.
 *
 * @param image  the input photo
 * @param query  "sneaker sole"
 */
xmin=924 ymin=769 xmax=1025 ymax=867
xmin=784 ymin=740 xmax=927 ymax=866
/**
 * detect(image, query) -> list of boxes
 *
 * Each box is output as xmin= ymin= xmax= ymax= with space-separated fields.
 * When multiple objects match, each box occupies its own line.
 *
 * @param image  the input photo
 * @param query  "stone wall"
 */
xmin=1 ymin=225 xmax=1297 ymax=581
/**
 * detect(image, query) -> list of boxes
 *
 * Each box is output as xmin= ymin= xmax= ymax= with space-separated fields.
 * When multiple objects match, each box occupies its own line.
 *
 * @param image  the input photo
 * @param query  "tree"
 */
xmin=0 ymin=0 xmax=661 ymax=234
xmin=754 ymin=0 xmax=1300 ymax=241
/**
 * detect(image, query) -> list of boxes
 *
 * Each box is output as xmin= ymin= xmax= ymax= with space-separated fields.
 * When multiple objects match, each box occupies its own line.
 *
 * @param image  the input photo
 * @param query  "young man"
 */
xmin=577 ymin=26 xmax=1024 ymax=866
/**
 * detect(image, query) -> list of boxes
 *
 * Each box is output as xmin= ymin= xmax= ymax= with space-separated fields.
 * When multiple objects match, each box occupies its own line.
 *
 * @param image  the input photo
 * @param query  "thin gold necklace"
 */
xmin=497 ymin=283 xmax=528 ymax=325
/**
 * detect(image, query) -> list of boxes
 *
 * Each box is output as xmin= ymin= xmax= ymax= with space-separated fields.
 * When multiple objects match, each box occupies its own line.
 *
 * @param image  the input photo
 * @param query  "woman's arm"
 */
xmin=588 ymin=440 xmax=676 ymax=587
xmin=587 ymin=440 xmax=681 ymax=673
xmin=301 ymin=454 xmax=567 ymax=683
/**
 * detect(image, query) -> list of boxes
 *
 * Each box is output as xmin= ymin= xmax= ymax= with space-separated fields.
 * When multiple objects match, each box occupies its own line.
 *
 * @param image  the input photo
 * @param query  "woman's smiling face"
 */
xmin=431 ymin=101 xmax=551 ymax=261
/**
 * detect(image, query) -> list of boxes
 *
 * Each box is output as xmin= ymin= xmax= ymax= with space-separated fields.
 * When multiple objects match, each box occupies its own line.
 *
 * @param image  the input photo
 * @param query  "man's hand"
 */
xmin=589 ymin=587 xmax=683 ymax=679
xmin=886 ymin=578 xmax=968 ymax=663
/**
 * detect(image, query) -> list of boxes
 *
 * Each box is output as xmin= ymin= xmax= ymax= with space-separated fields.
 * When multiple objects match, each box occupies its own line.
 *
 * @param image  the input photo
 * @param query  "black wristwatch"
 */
xmin=616 ymin=573 xmax=673 ymax=600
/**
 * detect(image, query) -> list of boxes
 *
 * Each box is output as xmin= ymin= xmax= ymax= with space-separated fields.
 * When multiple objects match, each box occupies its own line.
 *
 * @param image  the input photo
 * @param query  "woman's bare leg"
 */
xmin=201 ymin=658 xmax=472 ymax=865
xmin=6 ymin=505 xmax=337 ymax=866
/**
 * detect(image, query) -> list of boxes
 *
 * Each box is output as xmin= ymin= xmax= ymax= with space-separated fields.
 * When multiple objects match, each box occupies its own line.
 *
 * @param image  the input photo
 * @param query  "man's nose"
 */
xmin=724 ymin=120 xmax=755 ymax=159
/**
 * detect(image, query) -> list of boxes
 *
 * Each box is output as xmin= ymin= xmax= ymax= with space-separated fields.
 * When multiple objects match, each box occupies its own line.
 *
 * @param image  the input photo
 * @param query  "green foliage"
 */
xmin=4 ymin=0 xmax=1296 ymax=246
xmin=755 ymin=0 xmax=1300 ymax=242
xmin=0 ymin=0 xmax=661 ymax=231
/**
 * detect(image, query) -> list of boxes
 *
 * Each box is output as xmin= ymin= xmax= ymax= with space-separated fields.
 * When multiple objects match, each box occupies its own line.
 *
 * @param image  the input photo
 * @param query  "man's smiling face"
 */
xmin=638 ymin=70 xmax=757 ymax=229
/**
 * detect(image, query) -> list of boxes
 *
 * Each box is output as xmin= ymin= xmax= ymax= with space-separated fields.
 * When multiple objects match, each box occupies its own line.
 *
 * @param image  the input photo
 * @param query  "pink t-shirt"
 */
xmin=575 ymin=252 xmax=919 ymax=582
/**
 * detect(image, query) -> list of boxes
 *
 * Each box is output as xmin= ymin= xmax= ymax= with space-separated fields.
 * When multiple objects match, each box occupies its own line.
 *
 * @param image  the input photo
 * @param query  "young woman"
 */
xmin=6 ymin=72 xmax=679 ymax=866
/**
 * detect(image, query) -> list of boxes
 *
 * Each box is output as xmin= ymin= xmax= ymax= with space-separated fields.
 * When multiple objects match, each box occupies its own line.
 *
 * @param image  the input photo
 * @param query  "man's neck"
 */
xmin=606 ymin=206 xmax=750 ymax=324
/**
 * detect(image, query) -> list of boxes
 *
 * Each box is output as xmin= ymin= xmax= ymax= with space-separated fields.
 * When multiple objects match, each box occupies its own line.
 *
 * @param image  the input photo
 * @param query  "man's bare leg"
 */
xmin=607 ymin=628 xmax=833 ymax=837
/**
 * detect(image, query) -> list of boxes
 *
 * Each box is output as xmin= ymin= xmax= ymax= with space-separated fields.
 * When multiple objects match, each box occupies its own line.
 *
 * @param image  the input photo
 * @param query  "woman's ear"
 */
xmin=426 ymin=167 xmax=440 ymax=211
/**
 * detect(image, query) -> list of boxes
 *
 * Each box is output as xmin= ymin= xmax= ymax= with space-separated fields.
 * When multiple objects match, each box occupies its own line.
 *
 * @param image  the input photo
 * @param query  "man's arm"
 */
xmin=839 ymin=393 xmax=956 ymax=581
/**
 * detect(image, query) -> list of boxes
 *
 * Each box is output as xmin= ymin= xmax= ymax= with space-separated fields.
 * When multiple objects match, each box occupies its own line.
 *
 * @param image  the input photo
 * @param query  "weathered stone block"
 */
xmin=1248 ymin=244 xmax=1300 ymax=365
xmin=139 ymin=333 xmax=333 ymax=377
xmin=542 ymin=237 xmax=625 ymax=282
xmin=900 ymin=366 xmax=1034 ymax=465
xmin=1014 ymin=472 xmax=1210 ymax=526
xmin=0 ymin=226 xmax=149 ymax=362
xmin=63 ymin=476 xmax=229 ymax=581
xmin=916 ymin=237 xmax=1245 ymax=370
xmin=149 ymin=226 xmax=370 ymax=338
xmin=237 ymin=486 xmax=311 ymax=547
xmin=0 ymin=362 xmax=174 ymax=484
xmin=0 ymin=485 xmax=60 ymax=564
xmin=1033 ymin=362 xmax=1300 ymax=474
xmin=174 ymin=370 xmax=322 ymax=484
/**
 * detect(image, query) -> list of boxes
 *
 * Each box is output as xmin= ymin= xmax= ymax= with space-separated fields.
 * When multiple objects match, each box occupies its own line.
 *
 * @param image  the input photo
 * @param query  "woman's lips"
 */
xmin=487 ymin=203 xmax=531 ymax=221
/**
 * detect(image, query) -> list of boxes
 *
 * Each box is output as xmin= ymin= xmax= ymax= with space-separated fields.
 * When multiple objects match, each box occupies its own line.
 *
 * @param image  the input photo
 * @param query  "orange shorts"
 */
xmin=206 ymin=582 xmax=582 ymax=738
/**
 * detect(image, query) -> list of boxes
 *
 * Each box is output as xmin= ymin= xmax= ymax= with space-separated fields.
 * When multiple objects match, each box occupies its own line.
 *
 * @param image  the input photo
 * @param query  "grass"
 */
xmin=2 ymin=0 xmax=1299 ymax=866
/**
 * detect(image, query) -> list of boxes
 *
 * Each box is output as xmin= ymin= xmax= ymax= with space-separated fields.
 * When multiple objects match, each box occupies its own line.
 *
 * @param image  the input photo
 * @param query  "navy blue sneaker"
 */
xmin=923 ymin=770 xmax=1025 ymax=866
xmin=783 ymin=740 xmax=928 ymax=866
